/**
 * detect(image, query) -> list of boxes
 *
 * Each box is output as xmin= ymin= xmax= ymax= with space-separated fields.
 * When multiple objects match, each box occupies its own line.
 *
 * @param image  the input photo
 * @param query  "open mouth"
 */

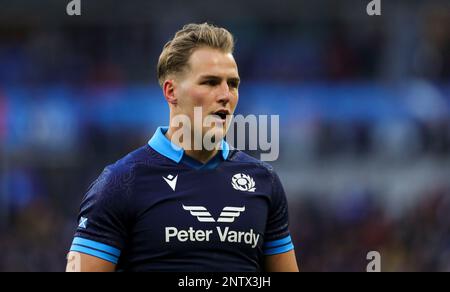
xmin=212 ymin=109 xmax=230 ymax=120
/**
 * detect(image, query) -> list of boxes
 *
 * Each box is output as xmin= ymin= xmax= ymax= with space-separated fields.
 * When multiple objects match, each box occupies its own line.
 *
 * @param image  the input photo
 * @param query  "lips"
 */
xmin=211 ymin=109 xmax=230 ymax=120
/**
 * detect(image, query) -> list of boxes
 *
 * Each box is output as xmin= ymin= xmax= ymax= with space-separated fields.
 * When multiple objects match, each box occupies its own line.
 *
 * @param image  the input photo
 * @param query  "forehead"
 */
xmin=187 ymin=47 xmax=239 ymax=78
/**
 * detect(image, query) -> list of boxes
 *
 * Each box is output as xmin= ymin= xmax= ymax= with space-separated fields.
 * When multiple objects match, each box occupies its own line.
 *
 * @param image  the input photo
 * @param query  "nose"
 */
xmin=217 ymin=81 xmax=232 ymax=105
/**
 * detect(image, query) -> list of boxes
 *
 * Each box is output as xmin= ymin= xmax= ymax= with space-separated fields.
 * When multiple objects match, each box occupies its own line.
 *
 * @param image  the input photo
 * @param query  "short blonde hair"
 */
xmin=157 ymin=23 xmax=235 ymax=87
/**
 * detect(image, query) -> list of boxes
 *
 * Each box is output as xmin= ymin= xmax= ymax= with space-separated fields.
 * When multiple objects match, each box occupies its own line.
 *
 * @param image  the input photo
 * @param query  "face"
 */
xmin=169 ymin=47 xmax=240 ymax=145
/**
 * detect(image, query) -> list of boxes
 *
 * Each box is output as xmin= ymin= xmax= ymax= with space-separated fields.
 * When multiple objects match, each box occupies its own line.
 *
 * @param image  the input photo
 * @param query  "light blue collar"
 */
xmin=148 ymin=127 xmax=230 ymax=163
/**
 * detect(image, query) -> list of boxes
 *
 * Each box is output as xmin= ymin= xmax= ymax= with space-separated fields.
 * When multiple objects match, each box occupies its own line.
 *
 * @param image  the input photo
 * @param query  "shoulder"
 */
xmin=105 ymin=144 xmax=166 ymax=178
xmin=228 ymin=150 xmax=278 ymax=182
xmin=86 ymin=145 xmax=157 ymax=200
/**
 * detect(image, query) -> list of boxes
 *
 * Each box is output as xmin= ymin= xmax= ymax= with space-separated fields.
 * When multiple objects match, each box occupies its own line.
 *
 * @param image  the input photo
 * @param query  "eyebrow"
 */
xmin=199 ymin=75 xmax=241 ymax=84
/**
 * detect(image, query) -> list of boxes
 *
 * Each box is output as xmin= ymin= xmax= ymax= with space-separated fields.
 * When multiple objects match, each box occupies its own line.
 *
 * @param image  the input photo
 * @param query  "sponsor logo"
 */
xmin=182 ymin=205 xmax=245 ymax=223
xmin=165 ymin=205 xmax=260 ymax=248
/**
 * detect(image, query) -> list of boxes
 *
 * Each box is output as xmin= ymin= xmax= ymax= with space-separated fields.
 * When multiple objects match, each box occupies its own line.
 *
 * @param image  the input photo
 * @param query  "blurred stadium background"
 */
xmin=0 ymin=0 xmax=449 ymax=271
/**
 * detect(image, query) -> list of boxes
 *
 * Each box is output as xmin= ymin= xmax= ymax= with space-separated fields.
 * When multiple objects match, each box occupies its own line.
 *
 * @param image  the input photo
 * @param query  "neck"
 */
xmin=165 ymin=126 xmax=219 ymax=164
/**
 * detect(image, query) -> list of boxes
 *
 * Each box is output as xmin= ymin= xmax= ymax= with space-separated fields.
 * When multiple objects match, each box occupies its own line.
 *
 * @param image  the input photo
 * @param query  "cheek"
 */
xmin=187 ymin=87 xmax=210 ymax=107
xmin=231 ymin=92 xmax=239 ymax=110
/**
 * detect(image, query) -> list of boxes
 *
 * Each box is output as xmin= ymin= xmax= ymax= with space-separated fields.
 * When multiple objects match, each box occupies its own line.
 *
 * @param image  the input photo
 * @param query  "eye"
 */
xmin=228 ymin=81 xmax=239 ymax=89
xmin=202 ymin=80 xmax=219 ymax=86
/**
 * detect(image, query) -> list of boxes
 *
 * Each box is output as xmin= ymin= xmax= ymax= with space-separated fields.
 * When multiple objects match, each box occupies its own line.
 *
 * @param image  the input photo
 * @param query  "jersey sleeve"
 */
xmin=69 ymin=165 xmax=133 ymax=264
xmin=263 ymin=170 xmax=295 ymax=256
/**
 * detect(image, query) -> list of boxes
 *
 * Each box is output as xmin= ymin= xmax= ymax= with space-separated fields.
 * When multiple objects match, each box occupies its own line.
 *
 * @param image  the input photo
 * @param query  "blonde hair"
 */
xmin=157 ymin=23 xmax=235 ymax=87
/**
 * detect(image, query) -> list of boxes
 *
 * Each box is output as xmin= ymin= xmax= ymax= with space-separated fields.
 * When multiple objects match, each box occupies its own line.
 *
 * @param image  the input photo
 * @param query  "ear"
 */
xmin=163 ymin=79 xmax=177 ymax=105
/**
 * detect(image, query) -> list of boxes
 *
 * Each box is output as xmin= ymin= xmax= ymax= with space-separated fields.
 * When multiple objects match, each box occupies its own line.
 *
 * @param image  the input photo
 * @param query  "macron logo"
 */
xmin=182 ymin=205 xmax=246 ymax=223
xmin=163 ymin=174 xmax=178 ymax=191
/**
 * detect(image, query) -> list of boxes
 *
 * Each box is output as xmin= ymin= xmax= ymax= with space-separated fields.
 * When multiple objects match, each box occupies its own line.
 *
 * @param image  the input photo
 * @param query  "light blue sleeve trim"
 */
xmin=264 ymin=243 xmax=295 ymax=256
xmin=70 ymin=245 xmax=119 ymax=264
xmin=72 ymin=237 xmax=121 ymax=257
xmin=263 ymin=235 xmax=292 ymax=248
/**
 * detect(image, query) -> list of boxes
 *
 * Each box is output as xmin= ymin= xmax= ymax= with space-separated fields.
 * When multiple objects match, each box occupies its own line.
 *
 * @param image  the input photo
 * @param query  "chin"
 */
xmin=214 ymin=127 xmax=227 ymax=141
xmin=204 ymin=127 xmax=226 ymax=144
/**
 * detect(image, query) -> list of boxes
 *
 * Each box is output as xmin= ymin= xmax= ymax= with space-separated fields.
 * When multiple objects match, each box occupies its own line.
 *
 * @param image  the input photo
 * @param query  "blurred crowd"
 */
xmin=292 ymin=186 xmax=450 ymax=272
xmin=0 ymin=3 xmax=448 ymax=86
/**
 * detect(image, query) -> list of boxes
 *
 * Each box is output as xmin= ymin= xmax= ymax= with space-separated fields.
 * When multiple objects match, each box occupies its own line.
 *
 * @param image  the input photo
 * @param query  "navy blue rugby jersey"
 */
xmin=69 ymin=127 xmax=295 ymax=272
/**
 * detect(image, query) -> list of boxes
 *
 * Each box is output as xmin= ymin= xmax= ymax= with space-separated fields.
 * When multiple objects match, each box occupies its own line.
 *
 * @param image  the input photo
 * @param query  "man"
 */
xmin=66 ymin=23 xmax=299 ymax=272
